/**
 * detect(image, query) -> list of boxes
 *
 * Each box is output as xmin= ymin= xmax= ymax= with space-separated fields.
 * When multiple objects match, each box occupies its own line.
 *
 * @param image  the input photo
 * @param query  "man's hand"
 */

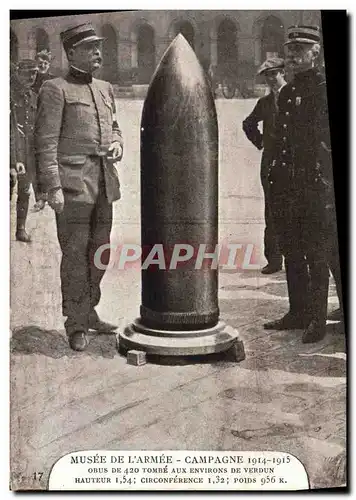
xmin=16 ymin=162 xmax=26 ymax=175
xmin=10 ymin=168 xmax=17 ymax=194
xmin=48 ymin=187 xmax=64 ymax=214
xmin=10 ymin=167 xmax=17 ymax=181
xmin=33 ymin=199 xmax=47 ymax=212
xmin=108 ymin=141 xmax=123 ymax=162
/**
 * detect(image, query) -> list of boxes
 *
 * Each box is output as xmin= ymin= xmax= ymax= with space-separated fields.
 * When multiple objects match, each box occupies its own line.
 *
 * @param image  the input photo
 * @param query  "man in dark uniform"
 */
xmin=264 ymin=25 xmax=336 ymax=343
xmin=243 ymin=57 xmax=286 ymax=274
xmin=35 ymin=23 xmax=124 ymax=351
xmin=32 ymin=49 xmax=55 ymax=94
xmin=10 ymin=59 xmax=45 ymax=242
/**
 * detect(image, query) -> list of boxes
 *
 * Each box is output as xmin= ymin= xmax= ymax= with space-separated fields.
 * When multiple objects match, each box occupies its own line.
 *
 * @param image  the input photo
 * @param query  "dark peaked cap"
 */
xmin=285 ymin=25 xmax=321 ymax=45
xmin=60 ymin=23 xmax=105 ymax=52
xmin=36 ymin=49 xmax=52 ymax=61
xmin=257 ymin=57 xmax=285 ymax=75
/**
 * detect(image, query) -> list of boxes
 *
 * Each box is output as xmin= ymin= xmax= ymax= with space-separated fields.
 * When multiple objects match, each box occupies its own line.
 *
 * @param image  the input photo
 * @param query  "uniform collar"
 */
xmin=293 ymin=67 xmax=323 ymax=83
xmin=272 ymin=82 xmax=287 ymax=95
xmin=67 ymin=65 xmax=93 ymax=84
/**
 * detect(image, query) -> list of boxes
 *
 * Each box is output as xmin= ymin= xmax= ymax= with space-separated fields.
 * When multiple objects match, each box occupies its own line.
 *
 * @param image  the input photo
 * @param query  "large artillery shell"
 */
xmin=140 ymin=34 xmax=219 ymax=330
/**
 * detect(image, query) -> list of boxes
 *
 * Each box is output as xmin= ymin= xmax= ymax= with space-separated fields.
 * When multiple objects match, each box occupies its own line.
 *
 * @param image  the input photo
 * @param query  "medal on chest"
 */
xmin=296 ymin=96 xmax=302 ymax=106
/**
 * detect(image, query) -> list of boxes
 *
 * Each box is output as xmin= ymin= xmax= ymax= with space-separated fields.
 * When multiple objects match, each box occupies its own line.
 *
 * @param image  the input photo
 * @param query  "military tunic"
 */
xmin=269 ymin=68 xmax=332 ymax=325
xmin=10 ymin=81 xmax=42 ymax=221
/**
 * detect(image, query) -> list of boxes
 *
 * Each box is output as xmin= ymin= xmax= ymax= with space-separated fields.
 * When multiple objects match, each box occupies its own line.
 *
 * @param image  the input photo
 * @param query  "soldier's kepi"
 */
xmin=118 ymin=34 xmax=245 ymax=361
xmin=264 ymin=25 xmax=341 ymax=342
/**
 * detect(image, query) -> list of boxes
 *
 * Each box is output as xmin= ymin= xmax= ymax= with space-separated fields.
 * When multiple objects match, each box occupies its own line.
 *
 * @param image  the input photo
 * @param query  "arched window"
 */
xmin=261 ymin=16 xmax=284 ymax=61
xmin=174 ymin=21 xmax=195 ymax=49
xmin=217 ymin=19 xmax=238 ymax=78
xmin=101 ymin=24 xmax=118 ymax=83
xmin=35 ymin=28 xmax=50 ymax=53
xmin=137 ymin=24 xmax=155 ymax=84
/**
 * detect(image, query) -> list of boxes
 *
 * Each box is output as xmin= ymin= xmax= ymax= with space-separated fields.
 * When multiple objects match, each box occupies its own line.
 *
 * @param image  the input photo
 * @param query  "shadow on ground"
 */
xmin=10 ymin=326 xmax=119 ymax=360
xmin=241 ymin=321 xmax=346 ymax=378
xmin=141 ymin=348 xmax=243 ymax=367
xmin=10 ymin=318 xmax=346 ymax=376
xmin=222 ymin=277 xmax=338 ymax=300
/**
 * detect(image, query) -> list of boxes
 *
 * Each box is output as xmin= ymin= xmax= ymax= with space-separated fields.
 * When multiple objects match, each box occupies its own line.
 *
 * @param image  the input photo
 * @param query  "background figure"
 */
xmin=35 ymin=23 xmax=124 ymax=352
xmin=264 ymin=25 xmax=333 ymax=344
xmin=10 ymin=85 xmax=19 ymax=200
xmin=242 ymin=57 xmax=285 ymax=274
xmin=10 ymin=59 xmax=45 ymax=242
xmin=32 ymin=49 xmax=55 ymax=94
xmin=207 ymin=63 xmax=216 ymax=96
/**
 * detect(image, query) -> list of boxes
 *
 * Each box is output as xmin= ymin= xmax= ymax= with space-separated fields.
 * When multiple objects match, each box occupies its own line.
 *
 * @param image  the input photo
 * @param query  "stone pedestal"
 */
xmin=119 ymin=320 xmax=244 ymax=360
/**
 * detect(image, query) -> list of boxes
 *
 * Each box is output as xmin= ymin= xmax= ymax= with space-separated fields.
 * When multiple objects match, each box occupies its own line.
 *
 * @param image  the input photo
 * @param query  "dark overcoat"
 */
xmin=269 ymin=68 xmax=333 ymax=205
xmin=10 ymin=81 xmax=37 ymax=178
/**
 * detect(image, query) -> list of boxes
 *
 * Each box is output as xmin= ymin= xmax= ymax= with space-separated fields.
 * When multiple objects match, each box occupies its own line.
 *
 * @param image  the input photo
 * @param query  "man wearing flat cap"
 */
xmin=264 ymin=25 xmax=342 ymax=342
xmin=10 ymin=59 xmax=46 ymax=242
xmin=32 ymin=49 xmax=55 ymax=94
xmin=243 ymin=57 xmax=286 ymax=274
xmin=35 ymin=23 xmax=124 ymax=351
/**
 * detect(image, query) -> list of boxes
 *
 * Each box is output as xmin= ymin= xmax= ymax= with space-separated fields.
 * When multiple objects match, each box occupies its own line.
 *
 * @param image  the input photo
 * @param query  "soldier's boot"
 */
xmin=302 ymin=320 xmax=326 ymax=343
xmin=65 ymin=316 xmax=89 ymax=352
xmin=329 ymin=264 xmax=344 ymax=322
xmin=327 ymin=308 xmax=343 ymax=321
xmin=303 ymin=267 xmax=329 ymax=343
xmin=16 ymin=197 xmax=31 ymax=243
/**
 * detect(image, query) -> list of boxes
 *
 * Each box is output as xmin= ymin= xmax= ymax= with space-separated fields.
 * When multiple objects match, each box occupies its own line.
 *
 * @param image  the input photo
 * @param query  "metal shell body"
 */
xmin=140 ymin=34 xmax=219 ymax=330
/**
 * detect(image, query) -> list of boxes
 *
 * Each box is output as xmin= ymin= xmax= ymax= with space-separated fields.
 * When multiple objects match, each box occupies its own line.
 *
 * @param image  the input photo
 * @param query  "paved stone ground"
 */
xmin=10 ymin=99 xmax=346 ymax=491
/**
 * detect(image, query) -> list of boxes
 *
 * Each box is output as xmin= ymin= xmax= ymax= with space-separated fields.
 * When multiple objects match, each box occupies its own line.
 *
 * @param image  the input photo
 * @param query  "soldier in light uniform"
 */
xmin=35 ymin=23 xmax=124 ymax=351
xmin=10 ymin=59 xmax=45 ymax=242
xmin=264 ymin=25 xmax=339 ymax=343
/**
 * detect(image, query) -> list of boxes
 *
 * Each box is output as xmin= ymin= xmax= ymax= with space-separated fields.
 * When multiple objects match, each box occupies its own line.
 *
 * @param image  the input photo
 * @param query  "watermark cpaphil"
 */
xmin=93 ymin=240 xmax=261 ymax=271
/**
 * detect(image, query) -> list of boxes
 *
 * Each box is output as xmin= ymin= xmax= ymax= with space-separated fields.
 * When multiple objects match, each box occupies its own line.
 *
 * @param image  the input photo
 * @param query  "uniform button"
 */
xmin=285 ymin=111 xmax=290 ymax=116
xmin=270 ymin=181 xmax=273 ymax=185
xmin=283 ymin=137 xmax=287 ymax=141
xmin=283 ymin=124 xmax=287 ymax=128
xmin=287 ymin=99 xmax=292 ymax=103
xmin=292 ymin=87 xmax=296 ymax=91
xmin=282 ymin=150 xmax=286 ymax=154
xmin=282 ymin=163 xmax=286 ymax=166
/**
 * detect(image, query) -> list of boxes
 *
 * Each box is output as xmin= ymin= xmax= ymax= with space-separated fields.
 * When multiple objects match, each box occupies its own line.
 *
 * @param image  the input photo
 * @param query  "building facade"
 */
xmin=10 ymin=10 xmax=322 ymax=87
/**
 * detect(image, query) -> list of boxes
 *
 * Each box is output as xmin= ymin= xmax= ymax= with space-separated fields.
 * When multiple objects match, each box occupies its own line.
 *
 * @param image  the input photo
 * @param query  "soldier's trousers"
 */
xmin=55 ymin=185 xmax=113 ymax=333
xmin=271 ymin=187 xmax=329 ymax=326
xmin=326 ymin=206 xmax=343 ymax=311
xmin=261 ymin=172 xmax=282 ymax=267
xmin=16 ymin=172 xmax=31 ymax=229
